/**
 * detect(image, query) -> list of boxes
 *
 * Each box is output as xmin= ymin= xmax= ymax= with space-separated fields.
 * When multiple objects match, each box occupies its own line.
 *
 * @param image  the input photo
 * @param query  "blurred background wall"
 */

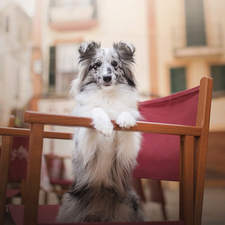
xmin=0 ymin=0 xmax=225 ymax=184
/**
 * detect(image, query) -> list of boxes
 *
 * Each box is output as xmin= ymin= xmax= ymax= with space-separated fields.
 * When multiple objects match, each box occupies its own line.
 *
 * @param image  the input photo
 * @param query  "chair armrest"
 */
xmin=24 ymin=111 xmax=202 ymax=136
xmin=0 ymin=127 xmax=72 ymax=140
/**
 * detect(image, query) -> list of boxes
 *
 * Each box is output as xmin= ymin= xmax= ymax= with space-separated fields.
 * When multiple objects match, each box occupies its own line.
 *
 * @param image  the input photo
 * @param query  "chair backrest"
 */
xmin=133 ymin=86 xmax=199 ymax=181
xmin=0 ymin=77 xmax=213 ymax=225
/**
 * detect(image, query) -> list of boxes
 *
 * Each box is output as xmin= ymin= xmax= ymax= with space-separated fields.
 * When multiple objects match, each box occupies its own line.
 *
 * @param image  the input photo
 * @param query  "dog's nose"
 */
xmin=103 ymin=75 xmax=112 ymax=83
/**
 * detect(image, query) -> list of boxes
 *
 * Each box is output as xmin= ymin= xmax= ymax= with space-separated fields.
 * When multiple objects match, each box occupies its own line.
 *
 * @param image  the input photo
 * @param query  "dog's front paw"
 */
xmin=91 ymin=107 xmax=113 ymax=137
xmin=116 ymin=111 xmax=136 ymax=129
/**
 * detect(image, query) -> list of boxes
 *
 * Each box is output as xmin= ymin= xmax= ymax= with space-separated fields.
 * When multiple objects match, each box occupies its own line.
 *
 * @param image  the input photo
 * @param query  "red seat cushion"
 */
xmin=6 ymin=190 xmax=21 ymax=198
xmin=50 ymin=179 xmax=72 ymax=186
xmin=8 ymin=205 xmax=59 ymax=225
xmin=8 ymin=205 xmax=184 ymax=225
xmin=133 ymin=86 xmax=199 ymax=181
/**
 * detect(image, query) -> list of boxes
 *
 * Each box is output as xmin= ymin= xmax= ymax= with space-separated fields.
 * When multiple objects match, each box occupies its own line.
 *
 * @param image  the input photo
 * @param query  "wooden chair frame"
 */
xmin=0 ymin=77 xmax=213 ymax=225
xmin=0 ymin=128 xmax=72 ymax=224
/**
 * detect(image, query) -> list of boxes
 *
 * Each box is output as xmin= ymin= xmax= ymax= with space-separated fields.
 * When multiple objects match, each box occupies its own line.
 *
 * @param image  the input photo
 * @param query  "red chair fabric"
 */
xmin=6 ymin=190 xmax=21 ymax=198
xmin=133 ymin=86 xmax=199 ymax=181
xmin=45 ymin=154 xmax=72 ymax=188
xmin=8 ymin=205 xmax=184 ymax=225
xmin=8 ymin=137 xmax=29 ymax=181
xmin=5 ymin=137 xmax=29 ymax=200
xmin=8 ymin=205 xmax=59 ymax=225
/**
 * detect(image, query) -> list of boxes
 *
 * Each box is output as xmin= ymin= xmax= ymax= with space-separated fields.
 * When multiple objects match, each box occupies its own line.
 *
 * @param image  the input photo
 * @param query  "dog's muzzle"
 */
xmin=103 ymin=75 xmax=112 ymax=83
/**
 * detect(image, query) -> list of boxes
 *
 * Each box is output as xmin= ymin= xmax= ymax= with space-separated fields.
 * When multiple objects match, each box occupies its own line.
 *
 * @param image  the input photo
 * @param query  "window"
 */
xmin=211 ymin=65 xmax=225 ymax=96
xmin=48 ymin=43 xmax=79 ymax=95
xmin=49 ymin=46 xmax=56 ymax=92
xmin=170 ymin=67 xmax=186 ymax=94
xmin=184 ymin=0 xmax=206 ymax=46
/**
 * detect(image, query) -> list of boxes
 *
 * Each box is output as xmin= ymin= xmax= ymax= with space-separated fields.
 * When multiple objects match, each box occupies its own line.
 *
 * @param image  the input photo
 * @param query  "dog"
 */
xmin=56 ymin=41 xmax=145 ymax=222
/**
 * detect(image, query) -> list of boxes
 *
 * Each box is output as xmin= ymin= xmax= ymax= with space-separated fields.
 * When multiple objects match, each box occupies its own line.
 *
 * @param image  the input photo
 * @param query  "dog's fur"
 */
xmin=56 ymin=41 xmax=145 ymax=222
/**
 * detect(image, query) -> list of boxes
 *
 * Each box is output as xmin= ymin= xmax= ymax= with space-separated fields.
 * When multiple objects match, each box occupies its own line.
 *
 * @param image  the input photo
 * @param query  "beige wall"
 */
xmin=40 ymin=0 xmax=150 ymax=97
xmin=0 ymin=3 xmax=32 ymax=126
xmin=154 ymin=0 xmax=225 ymax=131
xmin=36 ymin=0 xmax=225 ymax=133
xmin=34 ymin=0 xmax=151 ymax=157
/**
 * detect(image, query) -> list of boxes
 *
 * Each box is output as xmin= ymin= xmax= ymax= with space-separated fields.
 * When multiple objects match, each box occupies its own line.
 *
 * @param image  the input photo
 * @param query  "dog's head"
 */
xmin=75 ymin=41 xmax=136 ymax=92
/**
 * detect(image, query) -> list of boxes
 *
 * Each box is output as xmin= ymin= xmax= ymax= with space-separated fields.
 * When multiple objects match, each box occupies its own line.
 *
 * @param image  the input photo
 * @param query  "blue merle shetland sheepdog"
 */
xmin=56 ymin=41 xmax=145 ymax=222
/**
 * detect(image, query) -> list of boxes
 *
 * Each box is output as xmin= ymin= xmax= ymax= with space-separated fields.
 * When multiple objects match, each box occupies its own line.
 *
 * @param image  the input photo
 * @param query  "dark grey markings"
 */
xmin=107 ymin=67 xmax=112 ymax=74
xmin=113 ymin=42 xmax=136 ymax=87
xmin=78 ymin=41 xmax=101 ymax=64
xmin=80 ymin=80 xmax=97 ymax=92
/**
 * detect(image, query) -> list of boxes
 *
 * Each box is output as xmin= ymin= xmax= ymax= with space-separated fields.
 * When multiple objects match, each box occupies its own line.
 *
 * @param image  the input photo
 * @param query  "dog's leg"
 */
xmin=116 ymin=111 xmax=136 ymax=129
xmin=91 ymin=107 xmax=113 ymax=137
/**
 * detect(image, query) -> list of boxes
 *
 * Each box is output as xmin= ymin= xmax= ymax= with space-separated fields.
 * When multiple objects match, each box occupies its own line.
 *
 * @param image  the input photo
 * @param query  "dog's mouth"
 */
xmin=103 ymin=83 xmax=112 ymax=87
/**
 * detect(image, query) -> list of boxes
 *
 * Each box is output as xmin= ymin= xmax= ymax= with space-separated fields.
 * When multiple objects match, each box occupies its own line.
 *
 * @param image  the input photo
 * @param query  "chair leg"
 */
xmin=24 ymin=123 xmax=44 ymax=225
xmin=0 ymin=136 xmax=12 ymax=225
xmin=179 ymin=135 xmax=194 ymax=225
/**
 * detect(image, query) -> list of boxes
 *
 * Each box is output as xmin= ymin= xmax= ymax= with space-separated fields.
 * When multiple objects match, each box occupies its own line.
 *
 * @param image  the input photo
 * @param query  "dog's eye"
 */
xmin=111 ymin=61 xmax=118 ymax=67
xmin=95 ymin=61 xmax=102 ymax=67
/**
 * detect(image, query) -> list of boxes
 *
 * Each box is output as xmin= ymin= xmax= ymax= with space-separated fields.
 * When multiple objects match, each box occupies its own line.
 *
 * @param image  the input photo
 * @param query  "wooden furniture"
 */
xmin=0 ymin=127 xmax=72 ymax=225
xmin=0 ymin=116 xmax=24 ymax=202
xmin=0 ymin=115 xmax=15 ymax=150
xmin=1 ymin=77 xmax=213 ymax=225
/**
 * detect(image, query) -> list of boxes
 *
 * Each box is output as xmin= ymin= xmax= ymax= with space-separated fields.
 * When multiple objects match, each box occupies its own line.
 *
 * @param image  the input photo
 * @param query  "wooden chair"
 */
xmin=0 ymin=127 xmax=72 ymax=224
xmin=0 ymin=115 xmax=24 ymax=202
xmin=1 ymin=77 xmax=213 ymax=225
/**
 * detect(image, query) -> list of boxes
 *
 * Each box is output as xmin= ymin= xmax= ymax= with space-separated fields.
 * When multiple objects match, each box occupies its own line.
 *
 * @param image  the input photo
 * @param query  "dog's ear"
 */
xmin=78 ymin=41 xmax=101 ymax=63
xmin=113 ymin=41 xmax=135 ymax=63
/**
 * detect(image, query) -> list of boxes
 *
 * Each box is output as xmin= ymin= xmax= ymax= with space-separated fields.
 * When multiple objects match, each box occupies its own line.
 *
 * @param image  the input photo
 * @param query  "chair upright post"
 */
xmin=0 ymin=136 xmax=13 ymax=225
xmin=179 ymin=135 xmax=194 ymax=225
xmin=24 ymin=123 xmax=44 ymax=225
xmin=194 ymin=77 xmax=213 ymax=225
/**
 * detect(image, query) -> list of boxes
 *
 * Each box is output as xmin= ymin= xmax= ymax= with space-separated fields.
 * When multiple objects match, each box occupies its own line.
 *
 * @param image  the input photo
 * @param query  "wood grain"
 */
xmin=24 ymin=111 xmax=202 ymax=136
xmin=0 ymin=127 xmax=72 ymax=140
xmin=24 ymin=123 xmax=44 ymax=225
xmin=194 ymin=77 xmax=213 ymax=225
xmin=0 ymin=136 xmax=13 ymax=225
xmin=179 ymin=135 xmax=194 ymax=225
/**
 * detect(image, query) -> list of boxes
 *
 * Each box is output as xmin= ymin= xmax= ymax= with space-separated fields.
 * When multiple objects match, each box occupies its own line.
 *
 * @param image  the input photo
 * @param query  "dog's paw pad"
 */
xmin=116 ymin=112 xmax=136 ymax=129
